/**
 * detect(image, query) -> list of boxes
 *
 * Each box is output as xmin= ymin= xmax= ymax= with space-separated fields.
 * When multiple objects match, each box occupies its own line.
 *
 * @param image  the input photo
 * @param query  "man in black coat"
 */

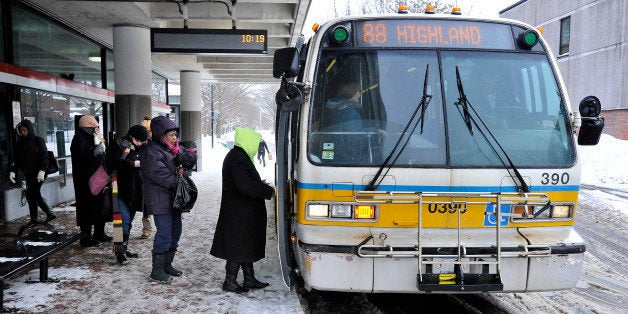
xmin=71 ymin=115 xmax=112 ymax=247
xmin=9 ymin=119 xmax=56 ymax=224
xmin=211 ymin=127 xmax=275 ymax=293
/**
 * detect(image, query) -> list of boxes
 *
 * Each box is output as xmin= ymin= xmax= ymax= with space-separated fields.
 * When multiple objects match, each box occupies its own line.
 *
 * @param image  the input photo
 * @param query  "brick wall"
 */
xmin=601 ymin=109 xmax=628 ymax=140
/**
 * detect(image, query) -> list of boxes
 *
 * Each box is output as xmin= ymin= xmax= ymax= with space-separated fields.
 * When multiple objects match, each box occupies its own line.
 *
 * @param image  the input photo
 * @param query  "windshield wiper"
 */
xmin=455 ymin=66 xmax=473 ymax=135
xmin=453 ymin=66 xmax=529 ymax=193
xmin=366 ymin=64 xmax=432 ymax=191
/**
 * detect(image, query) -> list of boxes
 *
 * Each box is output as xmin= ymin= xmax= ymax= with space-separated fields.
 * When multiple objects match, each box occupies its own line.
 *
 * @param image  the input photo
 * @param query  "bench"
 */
xmin=0 ymin=222 xmax=80 ymax=311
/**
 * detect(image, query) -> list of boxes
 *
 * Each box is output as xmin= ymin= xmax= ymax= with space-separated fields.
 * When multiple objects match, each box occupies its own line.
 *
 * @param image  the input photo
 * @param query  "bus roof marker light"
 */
xmin=398 ymin=5 xmax=409 ymax=14
xmin=425 ymin=5 xmax=435 ymax=14
xmin=451 ymin=7 xmax=462 ymax=15
xmin=331 ymin=26 xmax=349 ymax=44
xmin=518 ymin=30 xmax=539 ymax=49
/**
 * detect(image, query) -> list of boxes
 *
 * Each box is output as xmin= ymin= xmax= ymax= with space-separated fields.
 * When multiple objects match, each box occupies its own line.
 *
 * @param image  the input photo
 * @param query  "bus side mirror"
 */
xmin=577 ymin=95 xmax=604 ymax=145
xmin=273 ymin=47 xmax=299 ymax=79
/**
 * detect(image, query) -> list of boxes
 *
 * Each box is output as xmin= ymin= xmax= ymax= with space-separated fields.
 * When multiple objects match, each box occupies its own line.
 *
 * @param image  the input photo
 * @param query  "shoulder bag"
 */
xmin=89 ymin=165 xmax=110 ymax=195
xmin=171 ymin=171 xmax=198 ymax=212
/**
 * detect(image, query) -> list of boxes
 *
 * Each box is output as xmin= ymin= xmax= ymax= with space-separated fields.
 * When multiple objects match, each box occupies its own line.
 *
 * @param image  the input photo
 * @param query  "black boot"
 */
xmin=164 ymin=249 xmax=182 ymax=276
xmin=222 ymin=261 xmax=248 ymax=293
xmin=150 ymin=253 xmax=172 ymax=284
xmin=79 ymin=225 xmax=99 ymax=247
xmin=40 ymin=200 xmax=56 ymax=222
xmin=242 ymin=263 xmax=269 ymax=289
xmin=123 ymin=234 xmax=138 ymax=258
xmin=93 ymin=223 xmax=112 ymax=242
xmin=115 ymin=243 xmax=127 ymax=264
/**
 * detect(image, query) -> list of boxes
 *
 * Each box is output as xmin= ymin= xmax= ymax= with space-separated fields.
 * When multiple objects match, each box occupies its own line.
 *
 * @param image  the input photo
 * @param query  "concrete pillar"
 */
xmin=113 ymin=25 xmax=152 ymax=138
xmin=180 ymin=70 xmax=202 ymax=170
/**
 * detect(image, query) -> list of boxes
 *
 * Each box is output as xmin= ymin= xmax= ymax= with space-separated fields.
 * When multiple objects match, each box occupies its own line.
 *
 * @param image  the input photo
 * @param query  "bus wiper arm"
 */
xmin=455 ymin=66 xmax=473 ymax=135
xmin=366 ymin=64 xmax=432 ymax=191
xmin=453 ymin=66 xmax=529 ymax=193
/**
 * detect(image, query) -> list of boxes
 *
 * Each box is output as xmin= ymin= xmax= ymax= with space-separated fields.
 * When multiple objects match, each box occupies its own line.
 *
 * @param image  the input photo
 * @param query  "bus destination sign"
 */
xmin=355 ymin=20 xmax=513 ymax=49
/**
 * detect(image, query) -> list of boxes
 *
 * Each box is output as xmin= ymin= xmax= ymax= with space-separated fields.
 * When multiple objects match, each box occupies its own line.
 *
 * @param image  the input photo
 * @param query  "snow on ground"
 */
xmin=1 ymin=131 xmax=626 ymax=313
xmin=2 ymin=129 xmax=299 ymax=313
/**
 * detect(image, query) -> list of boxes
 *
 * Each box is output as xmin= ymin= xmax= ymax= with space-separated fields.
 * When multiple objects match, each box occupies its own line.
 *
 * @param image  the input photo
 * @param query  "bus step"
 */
xmin=417 ymin=273 xmax=504 ymax=292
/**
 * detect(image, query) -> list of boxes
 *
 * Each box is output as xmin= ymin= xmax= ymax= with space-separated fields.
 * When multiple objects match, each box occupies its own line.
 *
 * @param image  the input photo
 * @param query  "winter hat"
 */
xmin=127 ymin=124 xmax=149 ymax=142
xmin=235 ymin=127 xmax=261 ymax=161
xmin=141 ymin=115 xmax=151 ymax=132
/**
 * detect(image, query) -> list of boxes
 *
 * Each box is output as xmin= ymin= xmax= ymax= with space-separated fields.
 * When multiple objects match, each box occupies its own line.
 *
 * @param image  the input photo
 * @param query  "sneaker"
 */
xmin=141 ymin=230 xmax=151 ymax=239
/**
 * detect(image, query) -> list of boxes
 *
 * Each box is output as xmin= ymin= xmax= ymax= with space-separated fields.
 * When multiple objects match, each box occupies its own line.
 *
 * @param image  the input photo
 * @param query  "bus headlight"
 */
xmin=308 ymin=204 xmax=329 ymax=218
xmin=330 ymin=204 xmax=352 ymax=218
xmin=552 ymin=205 xmax=571 ymax=218
xmin=511 ymin=203 xmax=573 ymax=220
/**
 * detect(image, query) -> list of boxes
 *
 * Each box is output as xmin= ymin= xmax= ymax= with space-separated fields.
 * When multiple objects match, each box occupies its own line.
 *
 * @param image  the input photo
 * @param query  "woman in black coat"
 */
xmin=9 ymin=119 xmax=56 ymax=224
xmin=70 ymin=115 xmax=112 ymax=247
xmin=211 ymin=127 xmax=275 ymax=293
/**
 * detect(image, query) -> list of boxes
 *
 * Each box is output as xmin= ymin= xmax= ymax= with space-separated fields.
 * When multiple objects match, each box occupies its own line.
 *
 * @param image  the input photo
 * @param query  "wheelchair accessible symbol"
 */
xmin=484 ymin=204 xmax=510 ymax=227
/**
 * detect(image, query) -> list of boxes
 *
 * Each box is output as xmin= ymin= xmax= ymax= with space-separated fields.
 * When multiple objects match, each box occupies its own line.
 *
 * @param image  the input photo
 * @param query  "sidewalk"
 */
xmin=0 ymin=169 xmax=303 ymax=313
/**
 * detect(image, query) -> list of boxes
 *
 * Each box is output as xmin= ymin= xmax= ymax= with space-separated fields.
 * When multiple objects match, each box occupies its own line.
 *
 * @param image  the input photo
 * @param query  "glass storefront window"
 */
xmin=19 ymin=87 xmax=103 ymax=176
xmin=12 ymin=5 xmax=103 ymax=87
xmin=152 ymin=72 xmax=167 ymax=104
xmin=106 ymin=49 xmax=115 ymax=90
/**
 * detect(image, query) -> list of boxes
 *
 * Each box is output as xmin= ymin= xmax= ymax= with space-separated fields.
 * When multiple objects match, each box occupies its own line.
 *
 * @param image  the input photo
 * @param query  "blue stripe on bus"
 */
xmin=295 ymin=182 xmax=580 ymax=192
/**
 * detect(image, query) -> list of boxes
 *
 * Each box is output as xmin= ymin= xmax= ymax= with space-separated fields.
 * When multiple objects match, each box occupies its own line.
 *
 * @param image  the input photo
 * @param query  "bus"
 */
xmin=272 ymin=7 xmax=604 ymax=293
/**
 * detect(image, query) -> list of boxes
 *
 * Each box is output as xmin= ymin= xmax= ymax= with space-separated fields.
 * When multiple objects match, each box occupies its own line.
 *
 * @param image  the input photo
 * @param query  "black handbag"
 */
xmin=45 ymin=151 xmax=60 ymax=175
xmin=171 ymin=171 xmax=198 ymax=212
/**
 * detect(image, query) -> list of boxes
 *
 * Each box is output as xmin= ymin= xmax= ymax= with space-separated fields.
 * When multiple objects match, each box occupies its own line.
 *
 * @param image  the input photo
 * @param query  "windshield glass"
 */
xmin=308 ymin=49 xmax=574 ymax=168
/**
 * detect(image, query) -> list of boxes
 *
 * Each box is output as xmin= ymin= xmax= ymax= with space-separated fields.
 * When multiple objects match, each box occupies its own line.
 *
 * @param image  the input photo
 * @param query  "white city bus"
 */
xmin=272 ymin=7 xmax=604 ymax=293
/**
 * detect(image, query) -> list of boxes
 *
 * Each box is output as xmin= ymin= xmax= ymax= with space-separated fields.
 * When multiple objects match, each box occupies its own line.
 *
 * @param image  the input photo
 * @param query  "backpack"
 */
xmin=45 ymin=150 xmax=60 ymax=175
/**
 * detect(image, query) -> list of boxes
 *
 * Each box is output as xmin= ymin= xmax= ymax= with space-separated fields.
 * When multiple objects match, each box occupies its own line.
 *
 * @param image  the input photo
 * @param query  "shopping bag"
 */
xmin=89 ymin=165 xmax=110 ymax=195
xmin=171 ymin=172 xmax=198 ymax=212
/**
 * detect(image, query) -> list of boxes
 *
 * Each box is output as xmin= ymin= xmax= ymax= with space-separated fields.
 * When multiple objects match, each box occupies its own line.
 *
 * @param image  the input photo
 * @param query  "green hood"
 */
xmin=235 ymin=127 xmax=261 ymax=161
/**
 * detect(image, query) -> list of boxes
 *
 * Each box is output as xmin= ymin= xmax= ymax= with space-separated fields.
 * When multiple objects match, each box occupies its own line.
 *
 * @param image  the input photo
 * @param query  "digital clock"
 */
xmin=151 ymin=28 xmax=267 ymax=54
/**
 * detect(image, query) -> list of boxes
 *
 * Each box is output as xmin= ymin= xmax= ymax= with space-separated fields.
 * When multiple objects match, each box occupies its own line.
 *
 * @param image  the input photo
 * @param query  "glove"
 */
xmin=94 ymin=142 xmax=106 ymax=156
xmin=37 ymin=170 xmax=45 ymax=182
xmin=134 ymin=160 xmax=141 ymax=167
xmin=9 ymin=172 xmax=16 ymax=184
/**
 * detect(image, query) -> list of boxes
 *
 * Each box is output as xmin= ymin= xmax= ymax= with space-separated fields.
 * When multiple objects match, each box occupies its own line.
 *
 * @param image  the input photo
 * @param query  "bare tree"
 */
xmin=200 ymin=83 xmax=258 ymax=137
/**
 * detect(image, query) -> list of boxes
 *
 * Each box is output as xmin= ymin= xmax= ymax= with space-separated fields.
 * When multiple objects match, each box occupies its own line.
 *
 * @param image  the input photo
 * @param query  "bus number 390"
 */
xmin=541 ymin=172 xmax=570 ymax=185
xmin=427 ymin=203 xmax=467 ymax=214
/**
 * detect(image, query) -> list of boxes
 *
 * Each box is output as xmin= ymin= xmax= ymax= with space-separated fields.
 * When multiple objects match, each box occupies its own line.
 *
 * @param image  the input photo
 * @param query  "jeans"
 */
xmin=118 ymin=199 xmax=136 ymax=237
xmin=152 ymin=213 xmax=182 ymax=254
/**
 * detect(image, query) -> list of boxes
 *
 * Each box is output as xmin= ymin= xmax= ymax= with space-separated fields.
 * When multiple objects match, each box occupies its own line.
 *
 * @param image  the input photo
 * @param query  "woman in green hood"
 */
xmin=210 ymin=127 xmax=275 ymax=293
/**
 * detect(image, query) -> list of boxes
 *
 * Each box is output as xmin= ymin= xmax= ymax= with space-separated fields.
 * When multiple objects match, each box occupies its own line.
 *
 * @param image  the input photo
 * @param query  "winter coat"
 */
xmin=140 ymin=116 xmax=196 ymax=216
xmin=70 ymin=115 xmax=112 ymax=226
xmin=11 ymin=119 xmax=49 ymax=177
xmin=210 ymin=127 xmax=275 ymax=263
xmin=106 ymin=137 xmax=143 ymax=213
xmin=257 ymin=139 xmax=269 ymax=155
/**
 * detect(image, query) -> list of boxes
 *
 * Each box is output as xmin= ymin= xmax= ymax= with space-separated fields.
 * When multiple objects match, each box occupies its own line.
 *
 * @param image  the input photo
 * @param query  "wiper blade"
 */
xmin=453 ymin=67 xmax=529 ymax=193
xmin=455 ymin=66 xmax=473 ymax=135
xmin=366 ymin=64 xmax=432 ymax=191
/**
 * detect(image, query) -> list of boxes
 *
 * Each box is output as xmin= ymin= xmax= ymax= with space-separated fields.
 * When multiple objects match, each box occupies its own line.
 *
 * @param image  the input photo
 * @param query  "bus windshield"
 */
xmin=308 ymin=49 xmax=575 ymax=168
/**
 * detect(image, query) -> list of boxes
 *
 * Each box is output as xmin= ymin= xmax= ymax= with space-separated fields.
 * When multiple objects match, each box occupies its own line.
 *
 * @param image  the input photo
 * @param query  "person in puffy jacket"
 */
xmin=140 ymin=116 xmax=196 ymax=284
xmin=210 ymin=127 xmax=275 ymax=293
xmin=9 ymin=119 xmax=56 ymax=224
